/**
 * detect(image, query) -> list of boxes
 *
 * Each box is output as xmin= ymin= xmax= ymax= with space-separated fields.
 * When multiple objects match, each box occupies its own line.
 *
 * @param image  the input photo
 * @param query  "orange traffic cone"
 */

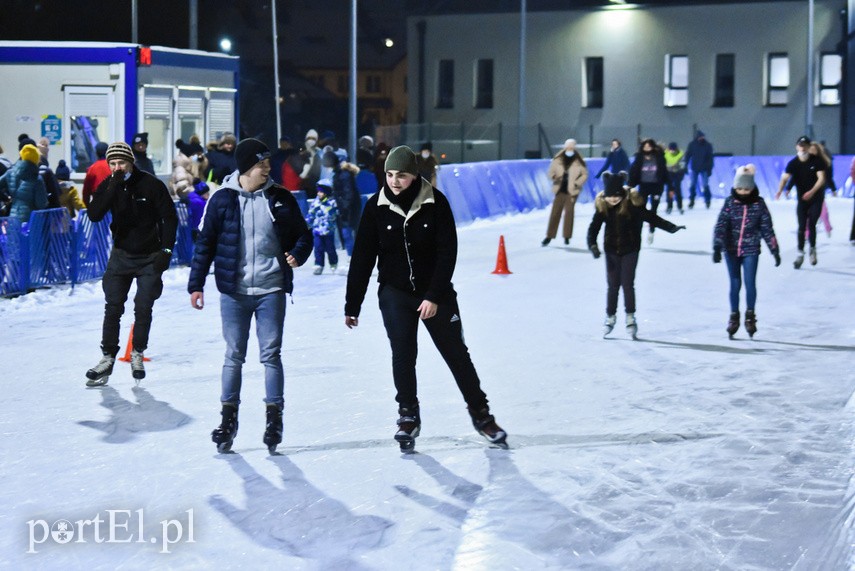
xmin=491 ymin=235 xmax=512 ymax=275
xmin=117 ymin=324 xmax=152 ymax=362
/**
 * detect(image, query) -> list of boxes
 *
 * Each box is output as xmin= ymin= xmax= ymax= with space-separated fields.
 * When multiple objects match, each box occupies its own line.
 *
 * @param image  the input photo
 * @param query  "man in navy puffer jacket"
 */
xmin=188 ymin=138 xmax=312 ymax=454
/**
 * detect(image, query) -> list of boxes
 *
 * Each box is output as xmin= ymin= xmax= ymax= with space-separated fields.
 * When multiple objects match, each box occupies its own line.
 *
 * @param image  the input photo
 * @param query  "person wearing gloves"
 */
xmin=84 ymin=142 xmax=178 ymax=386
xmin=344 ymin=145 xmax=507 ymax=452
xmin=587 ymin=171 xmax=685 ymax=339
xmin=713 ymin=164 xmax=780 ymax=339
xmin=542 ymin=138 xmax=588 ymax=246
xmin=188 ymin=138 xmax=313 ymax=454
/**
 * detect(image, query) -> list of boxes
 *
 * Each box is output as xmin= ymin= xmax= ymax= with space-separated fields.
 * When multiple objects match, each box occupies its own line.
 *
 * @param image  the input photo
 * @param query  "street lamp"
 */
xmin=219 ymin=38 xmax=232 ymax=53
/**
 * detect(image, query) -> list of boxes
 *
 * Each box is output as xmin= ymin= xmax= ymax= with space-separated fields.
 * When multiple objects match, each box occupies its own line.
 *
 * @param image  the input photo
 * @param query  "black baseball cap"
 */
xmin=796 ymin=136 xmax=811 ymax=146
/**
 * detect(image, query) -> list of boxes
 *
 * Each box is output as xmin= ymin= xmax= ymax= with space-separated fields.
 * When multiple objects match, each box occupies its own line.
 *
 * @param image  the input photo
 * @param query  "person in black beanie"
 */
xmin=344 ymin=145 xmax=507 ymax=452
xmin=84 ymin=141 xmax=178 ymax=387
xmin=188 ymin=137 xmax=313 ymax=454
xmin=132 ymin=132 xmax=155 ymax=174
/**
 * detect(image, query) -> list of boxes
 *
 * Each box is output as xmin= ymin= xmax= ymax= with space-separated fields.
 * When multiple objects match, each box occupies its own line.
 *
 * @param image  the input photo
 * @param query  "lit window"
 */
xmin=664 ymin=55 xmax=688 ymax=107
xmin=766 ymin=53 xmax=789 ymax=106
xmin=819 ymin=52 xmax=841 ymax=106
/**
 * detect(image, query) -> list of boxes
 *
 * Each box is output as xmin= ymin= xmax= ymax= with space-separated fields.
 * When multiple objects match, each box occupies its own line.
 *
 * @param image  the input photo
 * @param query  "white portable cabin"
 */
xmin=0 ymin=41 xmax=239 ymax=180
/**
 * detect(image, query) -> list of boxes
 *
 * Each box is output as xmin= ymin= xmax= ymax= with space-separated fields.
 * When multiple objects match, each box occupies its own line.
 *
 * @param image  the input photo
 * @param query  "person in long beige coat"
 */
xmin=543 ymin=138 xmax=588 ymax=246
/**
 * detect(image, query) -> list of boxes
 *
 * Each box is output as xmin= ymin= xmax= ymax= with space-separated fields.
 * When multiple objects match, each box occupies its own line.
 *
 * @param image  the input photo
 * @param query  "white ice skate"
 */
xmin=626 ymin=313 xmax=638 ymax=340
xmin=603 ymin=314 xmax=617 ymax=338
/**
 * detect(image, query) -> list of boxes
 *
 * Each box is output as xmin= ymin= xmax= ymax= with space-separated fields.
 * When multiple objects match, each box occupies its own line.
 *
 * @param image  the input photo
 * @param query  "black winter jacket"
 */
xmin=187 ymin=182 xmax=312 ymax=295
xmin=88 ymin=168 xmax=178 ymax=255
xmin=345 ymin=178 xmax=457 ymax=317
xmin=628 ymin=152 xmax=668 ymax=187
xmin=587 ymin=191 xmax=679 ymax=256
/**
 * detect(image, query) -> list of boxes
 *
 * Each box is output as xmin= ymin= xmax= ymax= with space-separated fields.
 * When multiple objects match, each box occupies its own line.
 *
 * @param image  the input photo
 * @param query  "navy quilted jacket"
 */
xmin=187 ymin=182 xmax=312 ymax=294
xmin=713 ymin=190 xmax=778 ymax=257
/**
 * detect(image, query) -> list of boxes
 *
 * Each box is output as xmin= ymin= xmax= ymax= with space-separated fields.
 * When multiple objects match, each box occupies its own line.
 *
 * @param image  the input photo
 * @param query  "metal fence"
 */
xmin=1 ymin=202 xmax=193 ymax=297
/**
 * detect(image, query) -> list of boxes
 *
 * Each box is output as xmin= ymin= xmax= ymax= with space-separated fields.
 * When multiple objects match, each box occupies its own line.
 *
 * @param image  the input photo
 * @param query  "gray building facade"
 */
xmin=407 ymin=1 xmax=846 ymax=160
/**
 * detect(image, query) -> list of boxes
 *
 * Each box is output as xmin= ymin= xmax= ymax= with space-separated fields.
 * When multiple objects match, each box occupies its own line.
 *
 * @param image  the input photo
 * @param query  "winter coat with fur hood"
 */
xmin=587 ymin=190 xmax=679 ymax=256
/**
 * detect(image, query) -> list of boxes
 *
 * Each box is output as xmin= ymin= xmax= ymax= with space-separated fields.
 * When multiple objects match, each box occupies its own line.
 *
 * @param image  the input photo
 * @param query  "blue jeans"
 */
xmin=688 ymin=170 xmax=710 ymax=205
xmin=724 ymin=253 xmax=759 ymax=312
xmin=340 ymin=225 xmax=355 ymax=256
xmin=219 ymin=291 xmax=287 ymax=407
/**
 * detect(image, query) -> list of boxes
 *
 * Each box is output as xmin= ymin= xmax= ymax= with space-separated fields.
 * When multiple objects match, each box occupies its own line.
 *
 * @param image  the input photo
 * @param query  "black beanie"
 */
xmin=603 ymin=171 xmax=628 ymax=197
xmin=384 ymin=145 xmax=418 ymax=175
xmin=235 ymin=138 xmax=271 ymax=174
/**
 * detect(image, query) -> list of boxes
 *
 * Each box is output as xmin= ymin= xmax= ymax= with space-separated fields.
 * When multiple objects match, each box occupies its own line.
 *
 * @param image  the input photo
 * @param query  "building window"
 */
xmin=664 ymin=54 xmax=689 ymax=107
xmin=366 ymin=75 xmax=381 ymax=94
xmin=765 ymin=53 xmax=789 ymax=106
xmin=474 ymin=59 xmax=494 ymax=109
xmin=819 ymin=52 xmax=842 ymax=106
xmin=436 ymin=59 xmax=454 ymax=109
xmin=583 ymin=57 xmax=604 ymax=108
xmin=713 ymin=54 xmax=735 ymax=107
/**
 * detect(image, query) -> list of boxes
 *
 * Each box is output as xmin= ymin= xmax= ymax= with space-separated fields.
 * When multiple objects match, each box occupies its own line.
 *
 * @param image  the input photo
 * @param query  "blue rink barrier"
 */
xmin=437 ymin=155 xmax=854 ymax=226
xmin=1 ymin=201 xmax=194 ymax=297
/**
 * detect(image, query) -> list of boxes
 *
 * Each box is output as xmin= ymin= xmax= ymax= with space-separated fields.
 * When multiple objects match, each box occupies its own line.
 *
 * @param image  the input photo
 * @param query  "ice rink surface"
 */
xmin=1 ymin=195 xmax=854 ymax=570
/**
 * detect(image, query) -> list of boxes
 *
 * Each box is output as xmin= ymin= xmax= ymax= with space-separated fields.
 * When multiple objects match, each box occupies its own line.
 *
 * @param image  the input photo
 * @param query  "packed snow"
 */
xmin=1 ymin=195 xmax=853 ymax=570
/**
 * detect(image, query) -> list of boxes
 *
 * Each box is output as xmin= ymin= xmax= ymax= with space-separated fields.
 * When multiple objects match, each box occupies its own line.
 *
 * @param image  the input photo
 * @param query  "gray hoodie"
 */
xmin=220 ymin=170 xmax=286 ymax=295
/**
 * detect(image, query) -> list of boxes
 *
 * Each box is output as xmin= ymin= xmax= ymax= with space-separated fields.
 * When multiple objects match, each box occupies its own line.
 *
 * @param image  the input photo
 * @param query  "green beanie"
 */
xmin=384 ymin=145 xmax=419 ymax=175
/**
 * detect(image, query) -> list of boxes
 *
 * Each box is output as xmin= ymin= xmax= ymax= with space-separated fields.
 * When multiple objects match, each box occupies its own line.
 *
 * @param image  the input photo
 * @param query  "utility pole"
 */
xmin=272 ymin=0 xmax=282 ymax=142
xmin=349 ymin=0 xmax=358 ymax=160
xmin=132 ymin=0 xmax=138 ymax=44
xmin=189 ymin=0 xmax=198 ymax=50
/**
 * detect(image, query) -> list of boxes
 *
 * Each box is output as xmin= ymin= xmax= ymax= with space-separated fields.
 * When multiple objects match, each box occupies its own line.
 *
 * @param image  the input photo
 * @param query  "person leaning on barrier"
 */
xmin=84 ymin=142 xmax=178 ymax=387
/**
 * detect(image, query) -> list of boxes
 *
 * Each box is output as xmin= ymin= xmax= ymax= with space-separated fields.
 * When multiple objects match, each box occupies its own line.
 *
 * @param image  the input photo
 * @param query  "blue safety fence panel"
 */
xmin=173 ymin=201 xmax=193 ymax=266
xmin=27 ymin=208 xmax=72 ymax=287
xmin=0 ymin=217 xmax=26 ymax=296
xmin=72 ymin=211 xmax=112 ymax=284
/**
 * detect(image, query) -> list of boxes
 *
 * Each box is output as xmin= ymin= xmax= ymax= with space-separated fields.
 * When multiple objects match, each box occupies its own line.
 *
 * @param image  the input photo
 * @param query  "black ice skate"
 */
xmin=394 ymin=404 xmax=420 ymax=453
xmin=469 ymin=406 xmax=508 ymax=448
xmin=85 ymin=353 xmax=115 ymax=387
xmin=727 ymin=311 xmax=740 ymax=339
xmin=130 ymin=349 xmax=145 ymax=381
xmin=212 ymin=403 xmax=239 ymax=453
xmin=744 ymin=310 xmax=757 ymax=338
xmin=626 ymin=312 xmax=638 ymax=340
xmin=263 ymin=404 xmax=283 ymax=454
xmin=603 ymin=314 xmax=617 ymax=338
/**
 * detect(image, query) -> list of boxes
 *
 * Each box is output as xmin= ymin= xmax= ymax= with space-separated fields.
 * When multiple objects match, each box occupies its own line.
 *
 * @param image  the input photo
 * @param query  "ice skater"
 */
xmin=306 ymin=179 xmax=339 ymax=274
xmin=85 ymin=142 xmax=177 ymax=387
xmin=713 ymin=165 xmax=780 ymax=339
xmin=188 ymin=138 xmax=313 ymax=453
xmin=587 ymin=171 xmax=685 ymax=339
xmin=344 ymin=145 xmax=506 ymax=452
xmin=775 ymin=136 xmax=827 ymax=268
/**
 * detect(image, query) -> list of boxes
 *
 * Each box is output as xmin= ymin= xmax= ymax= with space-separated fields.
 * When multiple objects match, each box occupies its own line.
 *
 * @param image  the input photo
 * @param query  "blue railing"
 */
xmin=1 ymin=202 xmax=193 ymax=297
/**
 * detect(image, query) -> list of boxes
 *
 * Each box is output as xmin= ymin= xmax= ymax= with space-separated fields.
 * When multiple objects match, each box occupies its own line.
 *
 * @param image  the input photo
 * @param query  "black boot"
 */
xmin=726 ymin=311 xmax=740 ymax=339
xmin=468 ymin=405 xmax=508 ymax=446
xmin=394 ymin=403 xmax=420 ymax=453
xmin=744 ymin=310 xmax=757 ymax=338
xmin=541 ymin=237 xmax=551 ymax=247
xmin=263 ymin=404 xmax=283 ymax=454
xmin=212 ymin=403 xmax=239 ymax=453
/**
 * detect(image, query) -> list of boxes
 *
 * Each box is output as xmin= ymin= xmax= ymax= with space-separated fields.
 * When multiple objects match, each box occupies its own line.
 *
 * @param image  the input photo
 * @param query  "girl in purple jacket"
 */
xmin=712 ymin=164 xmax=780 ymax=338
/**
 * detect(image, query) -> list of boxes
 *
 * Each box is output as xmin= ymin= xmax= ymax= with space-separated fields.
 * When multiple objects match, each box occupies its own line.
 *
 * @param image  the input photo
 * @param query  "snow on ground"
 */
xmin=1 ymin=195 xmax=854 ymax=570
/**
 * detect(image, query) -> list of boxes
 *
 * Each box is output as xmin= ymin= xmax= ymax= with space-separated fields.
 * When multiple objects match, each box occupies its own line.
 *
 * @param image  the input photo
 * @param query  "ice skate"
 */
xmin=541 ymin=237 xmax=551 ymax=247
xmin=603 ymin=314 xmax=617 ymax=337
xmin=626 ymin=312 xmax=638 ymax=340
xmin=647 ymin=232 xmax=654 ymax=245
xmin=263 ymin=404 xmax=283 ymax=454
xmin=394 ymin=404 xmax=420 ymax=453
xmin=212 ymin=403 xmax=239 ymax=453
xmin=85 ymin=353 xmax=115 ymax=387
xmin=563 ymin=238 xmax=570 ymax=245
xmin=793 ymin=250 xmax=805 ymax=269
xmin=726 ymin=311 xmax=740 ymax=339
xmin=469 ymin=406 xmax=508 ymax=448
xmin=665 ymin=206 xmax=672 ymax=214
xmin=329 ymin=264 xmax=337 ymax=273
xmin=130 ymin=349 xmax=145 ymax=381
xmin=312 ymin=265 xmax=323 ymax=275
xmin=809 ymin=247 xmax=817 ymax=266
xmin=744 ymin=310 xmax=757 ymax=338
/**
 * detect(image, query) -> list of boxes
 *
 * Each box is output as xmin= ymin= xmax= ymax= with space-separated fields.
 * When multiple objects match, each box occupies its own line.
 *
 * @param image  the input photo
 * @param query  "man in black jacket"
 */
xmin=344 ymin=145 xmax=506 ymax=452
xmin=84 ymin=142 xmax=178 ymax=387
